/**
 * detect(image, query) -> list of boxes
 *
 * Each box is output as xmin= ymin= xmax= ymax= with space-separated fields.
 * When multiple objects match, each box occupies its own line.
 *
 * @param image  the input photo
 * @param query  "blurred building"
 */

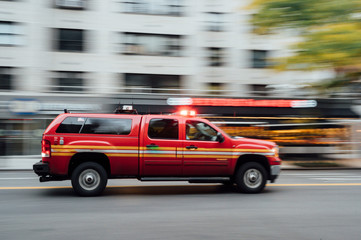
xmin=0 ymin=0 xmax=346 ymax=157
xmin=0 ymin=0 xmax=332 ymax=97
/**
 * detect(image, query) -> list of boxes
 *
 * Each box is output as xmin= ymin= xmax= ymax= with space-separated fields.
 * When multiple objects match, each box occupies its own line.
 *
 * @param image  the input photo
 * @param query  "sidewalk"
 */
xmin=1 ymin=155 xmax=361 ymax=170
xmin=0 ymin=155 xmax=40 ymax=170
xmin=281 ymin=158 xmax=361 ymax=170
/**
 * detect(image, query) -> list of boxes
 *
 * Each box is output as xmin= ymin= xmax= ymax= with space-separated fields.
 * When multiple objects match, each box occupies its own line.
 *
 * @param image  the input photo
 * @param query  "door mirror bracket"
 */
xmin=216 ymin=132 xmax=225 ymax=143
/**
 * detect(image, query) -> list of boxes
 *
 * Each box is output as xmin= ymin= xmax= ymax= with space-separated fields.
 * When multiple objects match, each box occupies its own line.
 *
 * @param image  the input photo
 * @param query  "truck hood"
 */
xmin=231 ymin=137 xmax=276 ymax=149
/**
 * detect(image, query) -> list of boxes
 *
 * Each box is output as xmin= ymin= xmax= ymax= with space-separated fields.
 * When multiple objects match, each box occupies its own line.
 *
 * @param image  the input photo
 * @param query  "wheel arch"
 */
xmin=68 ymin=152 xmax=111 ymax=177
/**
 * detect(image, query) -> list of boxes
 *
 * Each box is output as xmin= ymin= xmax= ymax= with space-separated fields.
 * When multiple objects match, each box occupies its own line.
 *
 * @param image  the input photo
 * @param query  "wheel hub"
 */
xmin=249 ymin=172 xmax=258 ymax=182
xmin=244 ymin=169 xmax=262 ymax=189
xmin=85 ymin=175 xmax=94 ymax=184
xmin=79 ymin=169 xmax=100 ymax=191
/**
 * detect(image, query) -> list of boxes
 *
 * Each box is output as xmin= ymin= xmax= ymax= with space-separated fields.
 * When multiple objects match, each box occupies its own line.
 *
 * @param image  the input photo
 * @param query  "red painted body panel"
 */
xmin=140 ymin=115 xmax=183 ymax=176
xmin=180 ymin=118 xmax=234 ymax=176
xmin=42 ymin=114 xmax=142 ymax=176
xmin=40 ymin=113 xmax=281 ymax=178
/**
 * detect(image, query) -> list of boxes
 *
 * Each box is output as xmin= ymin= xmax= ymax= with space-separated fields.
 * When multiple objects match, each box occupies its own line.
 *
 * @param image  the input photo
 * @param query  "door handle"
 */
xmin=146 ymin=144 xmax=159 ymax=148
xmin=186 ymin=145 xmax=198 ymax=150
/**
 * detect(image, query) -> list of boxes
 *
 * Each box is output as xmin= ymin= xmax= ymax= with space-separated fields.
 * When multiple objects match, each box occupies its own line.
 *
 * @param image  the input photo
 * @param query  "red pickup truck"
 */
xmin=33 ymin=109 xmax=281 ymax=196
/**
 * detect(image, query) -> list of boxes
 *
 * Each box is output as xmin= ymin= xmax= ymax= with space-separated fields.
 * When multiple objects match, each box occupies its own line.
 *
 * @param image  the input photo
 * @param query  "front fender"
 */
xmin=234 ymin=144 xmax=273 ymax=156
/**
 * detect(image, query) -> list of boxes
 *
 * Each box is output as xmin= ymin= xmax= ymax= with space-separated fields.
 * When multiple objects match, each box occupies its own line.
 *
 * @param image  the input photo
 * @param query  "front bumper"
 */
xmin=270 ymin=165 xmax=281 ymax=183
xmin=33 ymin=161 xmax=50 ymax=176
xmin=271 ymin=165 xmax=281 ymax=176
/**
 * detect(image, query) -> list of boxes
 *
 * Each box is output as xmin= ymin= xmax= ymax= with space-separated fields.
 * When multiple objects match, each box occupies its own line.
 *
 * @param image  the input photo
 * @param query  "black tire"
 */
xmin=235 ymin=162 xmax=267 ymax=193
xmin=71 ymin=162 xmax=108 ymax=197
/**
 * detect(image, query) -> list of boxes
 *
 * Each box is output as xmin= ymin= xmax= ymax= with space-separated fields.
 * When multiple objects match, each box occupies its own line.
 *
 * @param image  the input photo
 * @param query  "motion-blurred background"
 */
xmin=1 ymin=0 xmax=361 ymax=166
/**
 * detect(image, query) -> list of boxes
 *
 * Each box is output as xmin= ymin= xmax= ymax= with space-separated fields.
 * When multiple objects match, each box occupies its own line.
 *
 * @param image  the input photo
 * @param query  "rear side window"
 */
xmin=148 ymin=118 xmax=178 ymax=139
xmin=56 ymin=117 xmax=85 ymax=133
xmin=81 ymin=118 xmax=132 ymax=135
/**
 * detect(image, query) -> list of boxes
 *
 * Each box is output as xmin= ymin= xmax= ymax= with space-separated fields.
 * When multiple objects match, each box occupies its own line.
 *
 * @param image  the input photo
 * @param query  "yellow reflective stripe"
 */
xmin=140 ymin=147 xmax=177 ymax=151
xmin=52 ymin=145 xmax=138 ymax=150
xmin=184 ymin=155 xmax=237 ymax=159
xmin=105 ymin=153 xmax=138 ymax=157
xmin=53 ymin=153 xmax=140 ymax=157
xmin=53 ymin=146 xmax=177 ymax=151
xmin=52 ymin=145 xmax=271 ymax=153
xmin=50 ymin=145 xmax=273 ymax=158
xmin=182 ymin=148 xmax=271 ymax=153
xmin=234 ymin=149 xmax=271 ymax=153
xmin=52 ymin=149 xmax=77 ymax=153
xmin=53 ymin=153 xmax=269 ymax=158
xmin=52 ymin=153 xmax=74 ymax=156
xmin=143 ymin=154 xmax=176 ymax=158
xmin=183 ymin=147 xmax=234 ymax=151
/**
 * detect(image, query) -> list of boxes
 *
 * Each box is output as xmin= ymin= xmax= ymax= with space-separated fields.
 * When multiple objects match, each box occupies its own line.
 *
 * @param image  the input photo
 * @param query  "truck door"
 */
xmin=182 ymin=119 xmax=231 ymax=176
xmin=141 ymin=116 xmax=182 ymax=176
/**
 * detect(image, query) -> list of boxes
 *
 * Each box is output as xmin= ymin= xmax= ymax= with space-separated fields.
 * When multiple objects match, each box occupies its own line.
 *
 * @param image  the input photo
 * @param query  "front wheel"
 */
xmin=235 ymin=162 xmax=267 ymax=193
xmin=71 ymin=162 xmax=108 ymax=197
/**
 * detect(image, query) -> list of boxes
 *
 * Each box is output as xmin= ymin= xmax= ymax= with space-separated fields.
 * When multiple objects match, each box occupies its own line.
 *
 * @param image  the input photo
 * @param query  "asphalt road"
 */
xmin=1 ymin=170 xmax=361 ymax=240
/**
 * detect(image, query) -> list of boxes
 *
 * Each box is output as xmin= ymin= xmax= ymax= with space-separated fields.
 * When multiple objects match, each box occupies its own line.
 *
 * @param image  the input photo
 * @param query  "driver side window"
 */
xmin=186 ymin=120 xmax=218 ymax=141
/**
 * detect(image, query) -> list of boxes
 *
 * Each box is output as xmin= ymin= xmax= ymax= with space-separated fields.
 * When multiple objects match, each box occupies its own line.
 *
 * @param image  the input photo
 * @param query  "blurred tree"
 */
xmin=249 ymin=0 xmax=361 ymax=95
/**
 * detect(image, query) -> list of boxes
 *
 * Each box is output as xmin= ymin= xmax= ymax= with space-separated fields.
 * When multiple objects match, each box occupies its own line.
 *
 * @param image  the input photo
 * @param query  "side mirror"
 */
xmin=216 ymin=132 xmax=225 ymax=143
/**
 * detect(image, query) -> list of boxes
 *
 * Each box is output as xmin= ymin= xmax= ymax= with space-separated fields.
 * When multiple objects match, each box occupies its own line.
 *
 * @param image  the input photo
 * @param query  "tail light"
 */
xmin=41 ymin=140 xmax=51 ymax=158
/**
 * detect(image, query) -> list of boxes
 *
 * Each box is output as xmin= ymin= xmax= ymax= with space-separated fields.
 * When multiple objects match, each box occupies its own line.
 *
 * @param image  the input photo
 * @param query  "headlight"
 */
xmin=271 ymin=146 xmax=279 ymax=157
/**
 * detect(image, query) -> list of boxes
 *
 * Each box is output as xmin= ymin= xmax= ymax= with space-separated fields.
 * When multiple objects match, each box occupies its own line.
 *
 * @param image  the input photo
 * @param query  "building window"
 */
xmin=124 ymin=73 xmax=180 ymax=93
xmin=56 ymin=28 xmax=85 ymax=52
xmin=207 ymin=48 xmax=226 ymax=67
xmin=54 ymin=0 xmax=86 ymax=9
xmin=123 ymin=0 xmax=184 ymax=16
xmin=205 ymin=12 xmax=226 ymax=32
xmin=53 ymin=71 xmax=84 ymax=92
xmin=251 ymin=50 xmax=268 ymax=68
xmin=0 ymin=67 xmax=13 ymax=90
xmin=207 ymin=82 xmax=224 ymax=95
xmin=0 ymin=21 xmax=23 ymax=46
xmin=122 ymin=33 xmax=182 ymax=56
xmin=250 ymin=84 xmax=268 ymax=96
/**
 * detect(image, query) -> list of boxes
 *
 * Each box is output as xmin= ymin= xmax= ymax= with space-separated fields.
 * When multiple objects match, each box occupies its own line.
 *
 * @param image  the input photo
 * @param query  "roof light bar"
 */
xmin=167 ymin=98 xmax=317 ymax=108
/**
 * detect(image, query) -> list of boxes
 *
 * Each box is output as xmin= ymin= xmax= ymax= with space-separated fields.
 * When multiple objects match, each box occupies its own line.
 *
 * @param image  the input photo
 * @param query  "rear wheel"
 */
xmin=235 ymin=162 xmax=267 ymax=193
xmin=71 ymin=162 xmax=108 ymax=197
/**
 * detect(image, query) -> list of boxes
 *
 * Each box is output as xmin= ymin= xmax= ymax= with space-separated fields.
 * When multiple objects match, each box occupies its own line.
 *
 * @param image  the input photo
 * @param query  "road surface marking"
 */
xmin=268 ymin=183 xmax=361 ymax=186
xmin=312 ymin=177 xmax=361 ymax=181
xmin=282 ymin=173 xmax=351 ymax=176
xmin=0 ymin=178 xmax=38 ymax=180
xmin=0 ymin=186 xmax=72 ymax=190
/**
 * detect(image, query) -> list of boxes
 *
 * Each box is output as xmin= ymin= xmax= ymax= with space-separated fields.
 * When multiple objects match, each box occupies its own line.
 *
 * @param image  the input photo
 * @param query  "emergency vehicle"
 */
xmin=33 ymin=106 xmax=281 ymax=196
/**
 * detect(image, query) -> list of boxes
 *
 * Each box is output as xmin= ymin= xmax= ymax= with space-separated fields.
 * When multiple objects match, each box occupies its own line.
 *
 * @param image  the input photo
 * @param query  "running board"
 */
xmin=140 ymin=177 xmax=230 ymax=183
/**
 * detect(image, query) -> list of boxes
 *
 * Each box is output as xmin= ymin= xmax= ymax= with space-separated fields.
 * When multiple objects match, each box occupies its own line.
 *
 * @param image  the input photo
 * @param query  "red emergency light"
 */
xmin=179 ymin=109 xmax=197 ymax=117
